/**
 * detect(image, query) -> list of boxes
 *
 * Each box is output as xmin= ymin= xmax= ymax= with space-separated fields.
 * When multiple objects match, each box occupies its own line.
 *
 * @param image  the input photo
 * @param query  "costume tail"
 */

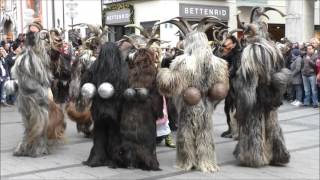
xmin=48 ymin=99 xmax=66 ymax=140
xmin=65 ymin=101 xmax=91 ymax=124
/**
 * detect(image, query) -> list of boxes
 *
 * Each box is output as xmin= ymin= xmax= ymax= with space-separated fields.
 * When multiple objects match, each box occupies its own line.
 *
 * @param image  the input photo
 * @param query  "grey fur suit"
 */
xmin=11 ymin=32 xmax=52 ymax=157
xmin=157 ymin=31 xmax=229 ymax=172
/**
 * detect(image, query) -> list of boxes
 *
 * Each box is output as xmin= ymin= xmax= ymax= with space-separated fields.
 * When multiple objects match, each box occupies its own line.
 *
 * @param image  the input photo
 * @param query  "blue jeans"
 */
xmin=302 ymin=75 xmax=319 ymax=106
xmin=0 ymin=80 xmax=6 ymax=103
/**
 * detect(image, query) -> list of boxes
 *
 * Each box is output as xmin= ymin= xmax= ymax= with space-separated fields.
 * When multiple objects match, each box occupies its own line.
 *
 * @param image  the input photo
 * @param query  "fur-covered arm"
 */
xmin=209 ymin=56 xmax=229 ymax=85
xmin=234 ymin=69 xmax=258 ymax=124
xmin=151 ymin=89 xmax=164 ymax=120
xmin=156 ymin=56 xmax=187 ymax=97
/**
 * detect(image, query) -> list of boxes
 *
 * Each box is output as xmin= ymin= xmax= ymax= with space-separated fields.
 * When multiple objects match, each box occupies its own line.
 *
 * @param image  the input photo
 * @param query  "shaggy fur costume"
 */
xmin=12 ymin=32 xmax=54 ymax=157
xmin=157 ymin=31 xmax=229 ymax=172
xmin=79 ymin=42 xmax=128 ymax=167
xmin=113 ymin=48 xmax=163 ymax=170
xmin=50 ymin=50 xmax=72 ymax=104
xmin=49 ymin=29 xmax=71 ymax=104
xmin=233 ymin=7 xmax=290 ymax=167
xmin=233 ymin=37 xmax=291 ymax=167
xmin=66 ymin=50 xmax=95 ymax=137
xmin=48 ymin=99 xmax=66 ymax=140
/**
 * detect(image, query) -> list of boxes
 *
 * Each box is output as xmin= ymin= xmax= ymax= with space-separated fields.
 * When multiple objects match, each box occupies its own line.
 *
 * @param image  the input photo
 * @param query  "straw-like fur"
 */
xmin=157 ymin=31 xmax=229 ymax=172
xmin=12 ymin=32 xmax=54 ymax=157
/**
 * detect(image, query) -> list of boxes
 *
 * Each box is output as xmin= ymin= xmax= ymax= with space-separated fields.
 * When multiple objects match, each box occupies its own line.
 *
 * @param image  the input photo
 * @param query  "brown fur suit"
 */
xmin=12 ymin=31 xmax=65 ymax=157
xmin=113 ymin=47 xmax=163 ymax=170
xmin=157 ymin=18 xmax=229 ymax=172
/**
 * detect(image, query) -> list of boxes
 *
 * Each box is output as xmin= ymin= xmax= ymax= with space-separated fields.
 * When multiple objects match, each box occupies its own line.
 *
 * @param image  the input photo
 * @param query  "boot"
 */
xmin=165 ymin=133 xmax=176 ymax=148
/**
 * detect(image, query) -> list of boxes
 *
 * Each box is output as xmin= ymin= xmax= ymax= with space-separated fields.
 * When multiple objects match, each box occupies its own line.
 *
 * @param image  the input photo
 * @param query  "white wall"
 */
xmin=132 ymin=0 xmax=235 ymax=47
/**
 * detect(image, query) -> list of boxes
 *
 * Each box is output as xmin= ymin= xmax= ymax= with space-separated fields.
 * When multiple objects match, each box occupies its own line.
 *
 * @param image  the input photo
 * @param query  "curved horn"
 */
xmin=212 ymin=29 xmax=219 ymax=42
xmin=146 ymin=38 xmax=161 ymax=48
xmin=68 ymin=23 xmax=87 ymax=28
xmin=118 ymin=35 xmax=138 ymax=49
xmin=150 ymin=24 xmax=160 ymax=38
xmin=228 ymin=28 xmax=243 ymax=36
xmin=261 ymin=13 xmax=270 ymax=20
xmin=175 ymin=30 xmax=186 ymax=39
xmin=39 ymin=29 xmax=49 ymax=40
xmin=174 ymin=17 xmax=192 ymax=32
xmin=197 ymin=16 xmax=221 ymax=32
xmin=197 ymin=16 xmax=221 ymax=30
xmin=156 ymin=18 xmax=189 ymax=36
xmin=237 ymin=12 xmax=245 ymax=29
xmin=250 ymin=7 xmax=261 ymax=23
xmin=191 ymin=23 xmax=198 ymax=30
xmin=263 ymin=7 xmax=286 ymax=17
xmin=200 ymin=21 xmax=228 ymax=32
xmin=218 ymin=29 xmax=228 ymax=40
xmin=125 ymin=24 xmax=151 ymax=38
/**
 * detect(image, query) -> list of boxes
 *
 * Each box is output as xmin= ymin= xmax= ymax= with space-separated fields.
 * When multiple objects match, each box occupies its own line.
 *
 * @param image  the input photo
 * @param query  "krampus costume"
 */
xmin=49 ymin=29 xmax=72 ymax=104
xmin=79 ymin=42 xmax=128 ymax=167
xmin=157 ymin=17 xmax=229 ymax=172
xmin=114 ymin=38 xmax=163 ymax=170
xmin=66 ymin=24 xmax=111 ymax=137
xmin=233 ymin=7 xmax=290 ymax=167
xmin=11 ymin=30 xmax=63 ymax=157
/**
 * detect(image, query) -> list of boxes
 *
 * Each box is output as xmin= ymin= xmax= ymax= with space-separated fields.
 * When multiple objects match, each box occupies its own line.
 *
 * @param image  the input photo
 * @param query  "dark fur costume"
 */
xmin=233 ymin=7 xmax=290 ymax=167
xmin=66 ymin=51 xmax=95 ymax=137
xmin=233 ymin=39 xmax=291 ymax=167
xmin=50 ymin=50 xmax=72 ymax=103
xmin=113 ymin=48 xmax=163 ymax=170
xmin=48 ymin=29 xmax=71 ymax=104
xmin=79 ymin=42 xmax=128 ymax=167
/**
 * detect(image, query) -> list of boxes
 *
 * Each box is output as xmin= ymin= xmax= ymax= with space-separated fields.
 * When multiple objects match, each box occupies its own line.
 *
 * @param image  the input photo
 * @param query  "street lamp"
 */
xmin=65 ymin=0 xmax=78 ymax=30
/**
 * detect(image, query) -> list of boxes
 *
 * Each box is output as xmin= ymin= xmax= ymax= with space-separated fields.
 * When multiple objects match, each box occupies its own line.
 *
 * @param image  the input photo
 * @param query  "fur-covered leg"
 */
xmin=195 ymin=111 xmax=219 ymax=173
xmin=267 ymin=111 xmax=290 ymax=165
xmin=14 ymin=108 xmax=49 ymax=157
xmin=136 ymin=146 xmax=160 ymax=171
xmin=175 ymin=109 xmax=196 ymax=171
xmin=230 ymin=110 xmax=239 ymax=140
xmin=233 ymin=113 xmax=270 ymax=167
xmin=83 ymin=119 xmax=109 ymax=167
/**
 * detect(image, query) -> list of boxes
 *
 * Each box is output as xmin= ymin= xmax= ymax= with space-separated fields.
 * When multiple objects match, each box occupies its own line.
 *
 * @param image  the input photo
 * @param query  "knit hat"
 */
xmin=292 ymin=48 xmax=300 ymax=56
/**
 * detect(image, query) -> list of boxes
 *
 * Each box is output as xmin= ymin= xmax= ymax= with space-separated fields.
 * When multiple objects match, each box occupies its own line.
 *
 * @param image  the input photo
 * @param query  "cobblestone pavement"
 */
xmin=1 ymin=102 xmax=319 ymax=180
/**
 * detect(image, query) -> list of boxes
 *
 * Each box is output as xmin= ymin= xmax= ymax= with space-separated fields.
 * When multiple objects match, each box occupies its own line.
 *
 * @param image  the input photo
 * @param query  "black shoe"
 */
xmin=313 ymin=105 xmax=319 ymax=108
xmin=221 ymin=130 xmax=232 ymax=138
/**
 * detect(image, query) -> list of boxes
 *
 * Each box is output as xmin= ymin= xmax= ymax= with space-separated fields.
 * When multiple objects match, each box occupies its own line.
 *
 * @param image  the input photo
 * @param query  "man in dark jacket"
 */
xmin=301 ymin=44 xmax=319 ymax=108
xmin=214 ymin=35 xmax=242 ymax=138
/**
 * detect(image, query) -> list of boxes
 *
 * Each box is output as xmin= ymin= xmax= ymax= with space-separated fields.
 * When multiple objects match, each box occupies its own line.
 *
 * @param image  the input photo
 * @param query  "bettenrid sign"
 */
xmin=105 ymin=9 xmax=130 ymax=25
xmin=179 ymin=3 xmax=229 ymax=21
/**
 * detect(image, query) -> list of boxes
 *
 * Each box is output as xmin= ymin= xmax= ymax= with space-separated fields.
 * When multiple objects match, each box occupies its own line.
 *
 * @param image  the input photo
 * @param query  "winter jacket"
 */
xmin=290 ymin=55 xmax=303 ymax=85
xmin=302 ymin=54 xmax=317 ymax=77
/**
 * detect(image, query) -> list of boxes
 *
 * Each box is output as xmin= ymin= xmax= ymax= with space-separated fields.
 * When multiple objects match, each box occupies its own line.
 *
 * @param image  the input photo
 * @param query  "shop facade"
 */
xmin=103 ymin=0 xmax=320 ymax=44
